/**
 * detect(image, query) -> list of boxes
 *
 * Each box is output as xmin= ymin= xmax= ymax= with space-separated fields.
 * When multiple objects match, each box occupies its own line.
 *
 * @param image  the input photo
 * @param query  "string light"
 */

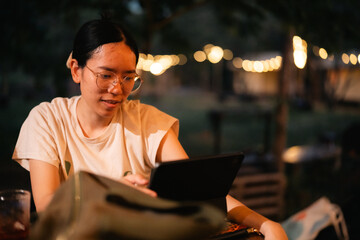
xmin=349 ymin=54 xmax=357 ymax=65
xmin=193 ymin=51 xmax=206 ymax=62
xmin=137 ymin=53 xmax=183 ymax=75
xmin=223 ymin=49 xmax=233 ymax=60
xmin=342 ymin=53 xmax=350 ymax=64
xmin=232 ymin=57 xmax=243 ymax=69
xmin=314 ymin=45 xmax=359 ymax=66
xmin=207 ymin=46 xmax=224 ymax=63
xmin=293 ymin=36 xmax=307 ymax=69
xmin=138 ymin=39 xmax=358 ymax=76
xmin=150 ymin=63 xmax=163 ymax=75
xmin=319 ymin=48 xmax=328 ymax=59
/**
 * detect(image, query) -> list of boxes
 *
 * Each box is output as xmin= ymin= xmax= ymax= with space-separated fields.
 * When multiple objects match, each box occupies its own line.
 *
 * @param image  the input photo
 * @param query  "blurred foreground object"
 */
xmin=0 ymin=189 xmax=31 ymax=240
xmin=282 ymin=197 xmax=348 ymax=240
xmin=30 ymin=171 xmax=226 ymax=240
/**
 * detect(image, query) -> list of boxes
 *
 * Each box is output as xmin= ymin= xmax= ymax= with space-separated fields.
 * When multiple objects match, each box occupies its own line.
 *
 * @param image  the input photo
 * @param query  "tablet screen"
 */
xmin=148 ymin=152 xmax=244 ymax=202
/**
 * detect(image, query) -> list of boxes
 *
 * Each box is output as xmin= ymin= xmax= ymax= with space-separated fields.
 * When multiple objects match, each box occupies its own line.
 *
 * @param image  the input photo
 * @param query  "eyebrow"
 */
xmin=97 ymin=66 xmax=136 ymax=74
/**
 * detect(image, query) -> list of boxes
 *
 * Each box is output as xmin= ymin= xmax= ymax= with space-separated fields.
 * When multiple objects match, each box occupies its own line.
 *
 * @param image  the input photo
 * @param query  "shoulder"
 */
xmin=28 ymin=96 xmax=79 ymax=121
xmin=121 ymin=100 xmax=163 ymax=115
xmin=121 ymin=100 xmax=177 ymax=126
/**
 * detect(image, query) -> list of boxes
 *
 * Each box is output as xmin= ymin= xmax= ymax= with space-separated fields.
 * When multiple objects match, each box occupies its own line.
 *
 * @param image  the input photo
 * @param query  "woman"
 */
xmin=12 ymin=17 xmax=287 ymax=240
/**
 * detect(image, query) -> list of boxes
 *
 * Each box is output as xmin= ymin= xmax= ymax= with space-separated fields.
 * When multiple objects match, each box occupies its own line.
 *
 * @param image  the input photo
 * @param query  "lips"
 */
xmin=103 ymin=100 xmax=121 ymax=104
xmin=101 ymin=99 xmax=122 ymax=108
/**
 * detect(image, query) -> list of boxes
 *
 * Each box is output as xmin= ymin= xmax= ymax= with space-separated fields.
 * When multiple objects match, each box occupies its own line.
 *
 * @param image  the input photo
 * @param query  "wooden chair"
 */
xmin=229 ymin=172 xmax=287 ymax=221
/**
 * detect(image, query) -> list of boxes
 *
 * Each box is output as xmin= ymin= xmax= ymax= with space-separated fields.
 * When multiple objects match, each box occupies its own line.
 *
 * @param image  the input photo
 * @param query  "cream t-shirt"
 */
xmin=12 ymin=96 xmax=179 ymax=181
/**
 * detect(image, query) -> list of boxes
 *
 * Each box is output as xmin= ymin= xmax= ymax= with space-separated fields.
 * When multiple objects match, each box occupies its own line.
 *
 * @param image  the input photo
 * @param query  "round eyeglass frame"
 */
xmin=85 ymin=65 xmax=143 ymax=94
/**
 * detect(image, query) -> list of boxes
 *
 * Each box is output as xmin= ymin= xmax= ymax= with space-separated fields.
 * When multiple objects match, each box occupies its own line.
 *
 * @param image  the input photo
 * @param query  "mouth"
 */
xmin=101 ymin=99 xmax=122 ymax=108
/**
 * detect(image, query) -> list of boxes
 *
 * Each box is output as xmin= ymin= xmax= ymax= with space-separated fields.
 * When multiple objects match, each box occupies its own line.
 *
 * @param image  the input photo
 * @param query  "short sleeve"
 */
xmin=140 ymin=104 xmax=179 ymax=165
xmin=12 ymin=104 xmax=60 ymax=170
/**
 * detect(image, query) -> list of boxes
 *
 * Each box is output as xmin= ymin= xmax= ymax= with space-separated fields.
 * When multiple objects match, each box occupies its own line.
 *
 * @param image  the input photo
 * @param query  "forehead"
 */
xmin=88 ymin=42 xmax=136 ymax=70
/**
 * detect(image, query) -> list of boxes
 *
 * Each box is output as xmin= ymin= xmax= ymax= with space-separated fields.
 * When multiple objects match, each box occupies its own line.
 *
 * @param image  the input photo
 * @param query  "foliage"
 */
xmin=2 ymin=0 xmax=360 ymax=97
xmin=259 ymin=0 xmax=360 ymax=53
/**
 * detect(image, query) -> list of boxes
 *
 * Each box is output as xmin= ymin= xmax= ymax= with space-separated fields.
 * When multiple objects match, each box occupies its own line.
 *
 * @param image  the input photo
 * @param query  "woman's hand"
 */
xmin=226 ymin=196 xmax=288 ymax=240
xmin=260 ymin=220 xmax=288 ymax=240
xmin=121 ymin=173 xmax=157 ymax=197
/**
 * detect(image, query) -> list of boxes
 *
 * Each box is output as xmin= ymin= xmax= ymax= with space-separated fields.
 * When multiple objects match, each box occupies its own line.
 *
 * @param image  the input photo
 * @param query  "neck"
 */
xmin=76 ymin=99 xmax=113 ymax=138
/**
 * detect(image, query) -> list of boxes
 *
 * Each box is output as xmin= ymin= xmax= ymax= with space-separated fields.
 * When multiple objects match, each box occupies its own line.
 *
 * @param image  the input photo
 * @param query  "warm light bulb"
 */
xmin=342 ymin=53 xmax=350 ymax=64
xmin=232 ymin=57 xmax=243 ymax=69
xmin=207 ymin=46 xmax=224 ymax=64
xmin=319 ymin=48 xmax=328 ymax=59
xmin=150 ymin=62 xmax=164 ymax=75
xmin=349 ymin=54 xmax=357 ymax=65
xmin=294 ymin=50 xmax=307 ymax=69
xmin=253 ymin=61 xmax=264 ymax=73
xmin=223 ymin=49 xmax=233 ymax=60
xmin=193 ymin=51 xmax=206 ymax=62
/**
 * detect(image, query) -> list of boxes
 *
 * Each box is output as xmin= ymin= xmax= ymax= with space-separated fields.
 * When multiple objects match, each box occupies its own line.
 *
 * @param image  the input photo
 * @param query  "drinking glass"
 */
xmin=0 ymin=189 xmax=30 ymax=240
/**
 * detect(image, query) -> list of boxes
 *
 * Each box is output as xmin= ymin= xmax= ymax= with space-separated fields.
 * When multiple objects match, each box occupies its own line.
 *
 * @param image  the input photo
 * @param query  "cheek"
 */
xmin=122 ymin=85 xmax=133 ymax=94
xmin=80 ymin=80 xmax=100 ymax=97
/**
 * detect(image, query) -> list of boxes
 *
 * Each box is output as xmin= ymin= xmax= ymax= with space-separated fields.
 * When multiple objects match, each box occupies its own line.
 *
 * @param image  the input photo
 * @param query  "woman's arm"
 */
xmin=156 ymin=128 xmax=188 ymax=162
xmin=227 ymin=195 xmax=288 ymax=240
xmin=29 ymin=159 xmax=60 ymax=212
xmin=156 ymin=128 xmax=287 ymax=239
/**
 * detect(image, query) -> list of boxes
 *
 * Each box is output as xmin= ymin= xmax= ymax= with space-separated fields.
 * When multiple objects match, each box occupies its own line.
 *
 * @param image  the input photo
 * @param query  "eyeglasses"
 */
xmin=85 ymin=65 xmax=143 ymax=93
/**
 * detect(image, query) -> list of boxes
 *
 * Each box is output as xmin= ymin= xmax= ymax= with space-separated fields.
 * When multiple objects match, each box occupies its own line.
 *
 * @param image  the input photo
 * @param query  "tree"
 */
xmin=261 ymin=0 xmax=360 ymax=170
xmin=205 ymin=0 xmax=360 ymax=171
xmin=3 ymin=0 xmax=359 ymax=170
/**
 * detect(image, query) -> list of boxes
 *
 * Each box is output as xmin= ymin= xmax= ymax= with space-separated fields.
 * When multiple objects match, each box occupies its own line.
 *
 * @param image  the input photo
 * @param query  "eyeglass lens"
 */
xmin=96 ymin=72 xmax=142 ymax=93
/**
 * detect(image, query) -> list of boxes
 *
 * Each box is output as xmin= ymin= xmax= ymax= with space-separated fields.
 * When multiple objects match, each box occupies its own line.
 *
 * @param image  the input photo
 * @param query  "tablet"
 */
xmin=148 ymin=152 xmax=244 ymax=212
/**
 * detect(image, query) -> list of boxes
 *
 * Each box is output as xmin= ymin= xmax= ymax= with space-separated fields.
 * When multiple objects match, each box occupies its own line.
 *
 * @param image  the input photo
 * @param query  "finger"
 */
xmin=121 ymin=178 xmax=157 ymax=197
xmin=124 ymin=174 xmax=149 ymax=186
xmin=136 ymin=187 xmax=157 ymax=198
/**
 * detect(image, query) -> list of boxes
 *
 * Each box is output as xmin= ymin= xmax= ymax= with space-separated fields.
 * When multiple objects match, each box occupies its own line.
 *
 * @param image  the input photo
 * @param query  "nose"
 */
xmin=108 ymin=81 xmax=124 ymax=95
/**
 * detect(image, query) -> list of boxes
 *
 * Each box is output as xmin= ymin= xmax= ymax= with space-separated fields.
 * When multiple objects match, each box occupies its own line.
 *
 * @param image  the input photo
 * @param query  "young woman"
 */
xmin=12 ymin=17 xmax=287 ymax=240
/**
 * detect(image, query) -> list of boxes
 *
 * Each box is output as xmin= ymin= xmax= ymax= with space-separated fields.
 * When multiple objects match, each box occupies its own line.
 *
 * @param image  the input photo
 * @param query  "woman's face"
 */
xmin=72 ymin=41 xmax=137 ymax=120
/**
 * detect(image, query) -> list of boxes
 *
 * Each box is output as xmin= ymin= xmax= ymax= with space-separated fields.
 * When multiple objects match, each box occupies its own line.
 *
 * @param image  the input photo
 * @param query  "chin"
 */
xmin=100 ymin=108 xmax=117 ymax=118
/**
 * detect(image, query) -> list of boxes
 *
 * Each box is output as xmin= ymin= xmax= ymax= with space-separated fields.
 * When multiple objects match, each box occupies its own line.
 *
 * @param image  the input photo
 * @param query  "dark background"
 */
xmin=1 ymin=0 xmax=360 ymax=238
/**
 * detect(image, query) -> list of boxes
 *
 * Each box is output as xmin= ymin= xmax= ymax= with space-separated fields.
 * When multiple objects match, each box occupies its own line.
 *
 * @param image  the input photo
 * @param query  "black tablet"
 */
xmin=148 ymin=152 xmax=244 ymax=212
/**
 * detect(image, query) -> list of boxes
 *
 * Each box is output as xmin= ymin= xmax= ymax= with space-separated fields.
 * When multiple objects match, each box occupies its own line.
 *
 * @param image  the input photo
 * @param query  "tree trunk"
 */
xmin=273 ymin=28 xmax=296 ymax=172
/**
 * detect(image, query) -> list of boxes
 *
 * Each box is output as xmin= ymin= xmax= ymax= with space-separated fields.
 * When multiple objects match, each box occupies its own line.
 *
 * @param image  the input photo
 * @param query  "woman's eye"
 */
xmin=100 ymin=73 xmax=113 ymax=80
xmin=123 ymin=76 xmax=134 ymax=82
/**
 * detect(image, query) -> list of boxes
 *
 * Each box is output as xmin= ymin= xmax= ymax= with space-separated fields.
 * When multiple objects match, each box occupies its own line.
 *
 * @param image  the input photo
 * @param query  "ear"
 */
xmin=70 ymin=59 xmax=82 ymax=84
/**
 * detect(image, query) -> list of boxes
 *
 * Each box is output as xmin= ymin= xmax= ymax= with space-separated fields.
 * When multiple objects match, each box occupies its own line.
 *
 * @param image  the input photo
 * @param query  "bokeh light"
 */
xmin=203 ymin=44 xmax=214 ymax=55
xmin=349 ymin=54 xmax=357 ymax=65
xmin=178 ymin=54 xmax=187 ymax=65
xmin=223 ymin=49 xmax=233 ymax=60
xmin=136 ymin=36 xmax=360 ymax=76
xmin=242 ymin=60 xmax=253 ymax=72
xmin=342 ymin=53 xmax=350 ymax=64
xmin=293 ymin=36 xmax=307 ymax=69
xmin=150 ymin=62 xmax=164 ymax=75
xmin=194 ymin=51 xmax=206 ymax=62
xmin=232 ymin=57 xmax=243 ymax=69
xmin=319 ymin=48 xmax=328 ymax=59
xmin=207 ymin=46 xmax=224 ymax=63
xmin=253 ymin=61 xmax=264 ymax=73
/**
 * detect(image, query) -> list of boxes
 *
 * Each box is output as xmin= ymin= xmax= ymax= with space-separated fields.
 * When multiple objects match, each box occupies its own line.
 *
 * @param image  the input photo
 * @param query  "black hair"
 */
xmin=72 ymin=17 xmax=139 ymax=68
